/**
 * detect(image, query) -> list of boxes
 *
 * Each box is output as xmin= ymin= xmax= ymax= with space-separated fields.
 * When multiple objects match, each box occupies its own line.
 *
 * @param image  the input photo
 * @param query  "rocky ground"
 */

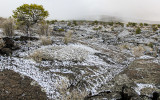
xmin=0 ymin=21 xmax=160 ymax=99
xmin=0 ymin=70 xmax=47 ymax=100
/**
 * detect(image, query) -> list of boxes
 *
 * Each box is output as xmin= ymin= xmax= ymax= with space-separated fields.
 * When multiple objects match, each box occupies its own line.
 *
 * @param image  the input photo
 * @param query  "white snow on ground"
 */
xmin=0 ymin=56 xmax=68 ymax=99
xmin=0 ymin=44 xmax=125 ymax=99
xmin=118 ymin=30 xmax=130 ymax=38
xmin=29 ymin=44 xmax=99 ymax=62
xmin=134 ymin=83 xmax=156 ymax=95
xmin=139 ymin=55 xmax=154 ymax=59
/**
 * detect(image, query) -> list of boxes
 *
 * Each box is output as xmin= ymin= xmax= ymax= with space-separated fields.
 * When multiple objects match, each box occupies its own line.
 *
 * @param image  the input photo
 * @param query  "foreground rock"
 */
xmin=86 ymin=58 xmax=160 ymax=100
xmin=0 ymin=70 xmax=47 ymax=100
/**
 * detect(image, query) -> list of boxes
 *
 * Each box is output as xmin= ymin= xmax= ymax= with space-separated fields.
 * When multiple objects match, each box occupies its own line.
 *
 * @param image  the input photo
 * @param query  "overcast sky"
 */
xmin=0 ymin=0 xmax=160 ymax=21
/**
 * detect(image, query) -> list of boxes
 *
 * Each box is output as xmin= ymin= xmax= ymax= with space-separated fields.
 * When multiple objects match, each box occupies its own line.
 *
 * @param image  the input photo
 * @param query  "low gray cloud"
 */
xmin=0 ymin=0 xmax=160 ymax=21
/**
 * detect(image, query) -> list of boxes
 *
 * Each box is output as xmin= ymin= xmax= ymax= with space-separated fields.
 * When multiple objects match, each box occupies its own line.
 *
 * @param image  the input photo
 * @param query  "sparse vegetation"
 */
xmin=64 ymin=30 xmax=73 ymax=44
xmin=56 ymin=78 xmax=88 ymax=100
xmin=108 ymin=22 xmax=114 ymax=26
xmin=144 ymin=23 xmax=148 ymax=26
xmin=58 ymin=28 xmax=65 ymax=32
xmin=116 ymin=22 xmax=124 ymax=27
xmin=152 ymin=25 xmax=158 ymax=32
xmin=92 ymin=20 xmax=98 ymax=25
xmin=0 ymin=17 xmax=6 ymax=28
xmin=148 ymin=42 xmax=153 ymax=48
xmin=2 ymin=18 xmax=15 ymax=37
xmin=67 ymin=22 xmax=71 ymax=26
xmin=40 ymin=36 xmax=52 ymax=45
xmin=127 ymin=22 xmax=137 ymax=27
xmin=39 ymin=21 xmax=49 ymax=36
xmin=132 ymin=46 xmax=145 ymax=57
xmin=139 ymin=23 xmax=143 ymax=27
xmin=136 ymin=27 xmax=141 ymax=34
xmin=50 ymin=20 xmax=57 ymax=24
xmin=73 ymin=20 xmax=77 ymax=26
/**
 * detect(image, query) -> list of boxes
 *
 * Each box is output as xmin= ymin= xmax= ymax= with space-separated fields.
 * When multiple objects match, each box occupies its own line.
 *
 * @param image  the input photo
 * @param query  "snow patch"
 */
xmin=134 ymin=83 xmax=156 ymax=95
xmin=30 ymin=44 xmax=98 ymax=62
xmin=139 ymin=55 xmax=154 ymax=59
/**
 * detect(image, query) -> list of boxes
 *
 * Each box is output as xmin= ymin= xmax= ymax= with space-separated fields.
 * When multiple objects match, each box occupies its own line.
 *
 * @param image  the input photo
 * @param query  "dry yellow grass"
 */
xmin=2 ymin=18 xmax=15 ymax=37
xmin=56 ymin=78 xmax=88 ymax=100
xmin=64 ymin=30 xmax=73 ymax=44
xmin=29 ymin=50 xmax=43 ymax=62
xmin=132 ymin=46 xmax=145 ymax=57
xmin=40 ymin=36 xmax=52 ymax=45
xmin=39 ymin=21 xmax=49 ymax=36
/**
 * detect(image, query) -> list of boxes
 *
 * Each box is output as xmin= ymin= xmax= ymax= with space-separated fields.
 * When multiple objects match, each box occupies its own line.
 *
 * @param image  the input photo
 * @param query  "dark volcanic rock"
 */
xmin=0 ymin=48 xmax=12 ymax=55
xmin=14 ymin=36 xmax=39 ymax=41
xmin=0 ymin=70 xmax=47 ymax=100
xmin=0 ymin=37 xmax=20 ymax=55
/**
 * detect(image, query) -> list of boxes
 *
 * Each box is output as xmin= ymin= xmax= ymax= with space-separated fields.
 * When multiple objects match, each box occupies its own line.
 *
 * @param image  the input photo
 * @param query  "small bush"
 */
xmin=50 ymin=20 xmax=57 ymax=24
xmin=29 ymin=50 xmax=43 ymax=62
xmin=92 ymin=20 xmax=98 ymax=25
xmin=64 ymin=30 xmax=73 ymax=44
xmin=127 ymin=22 xmax=137 ymax=27
xmin=67 ymin=22 xmax=71 ymax=26
xmin=0 ymin=17 xmax=6 ymax=28
xmin=40 ymin=36 xmax=52 ymax=45
xmin=39 ymin=21 xmax=49 ymax=36
xmin=148 ymin=42 xmax=153 ymax=48
xmin=139 ymin=23 xmax=143 ymax=27
xmin=73 ymin=20 xmax=77 ymax=26
xmin=136 ymin=27 xmax=141 ymax=34
xmin=152 ymin=25 xmax=158 ymax=32
xmin=116 ymin=22 xmax=124 ymax=27
xmin=2 ymin=18 xmax=15 ymax=37
xmin=144 ymin=23 xmax=148 ymax=26
xmin=132 ymin=46 xmax=145 ymax=57
xmin=58 ymin=28 xmax=65 ymax=32
xmin=93 ymin=26 xmax=102 ymax=30
xmin=108 ymin=22 xmax=114 ymax=26
xmin=56 ymin=78 xmax=88 ymax=100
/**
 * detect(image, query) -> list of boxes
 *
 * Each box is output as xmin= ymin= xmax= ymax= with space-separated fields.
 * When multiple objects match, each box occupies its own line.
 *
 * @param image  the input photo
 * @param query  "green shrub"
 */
xmin=116 ymin=22 xmax=124 ymax=27
xmin=58 ymin=29 xmax=65 ymax=32
xmin=139 ymin=23 xmax=143 ymax=27
xmin=152 ymin=25 xmax=158 ymax=31
xmin=50 ymin=20 xmax=57 ymax=24
xmin=127 ymin=22 xmax=137 ymax=27
xmin=73 ymin=20 xmax=77 ymax=26
xmin=67 ymin=22 xmax=71 ymax=26
xmin=144 ymin=23 xmax=148 ymax=26
xmin=148 ymin=42 xmax=153 ymax=48
xmin=92 ymin=20 xmax=98 ymax=25
xmin=108 ymin=22 xmax=114 ymax=26
xmin=136 ymin=27 xmax=141 ymax=34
